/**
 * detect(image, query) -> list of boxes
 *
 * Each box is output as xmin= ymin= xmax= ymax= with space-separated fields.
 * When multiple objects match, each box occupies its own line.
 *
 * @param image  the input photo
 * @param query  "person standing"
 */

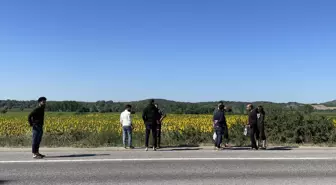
xmin=155 ymin=103 xmax=166 ymax=149
xmin=213 ymin=102 xmax=230 ymax=150
xmin=120 ymin=104 xmax=134 ymax=149
xmin=28 ymin=97 xmax=47 ymax=159
xmin=142 ymin=99 xmax=160 ymax=151
xmin=246 ymin=104 xmax=259 ymax=150
xmin=257 ymin=105 xmax=266 ymax=149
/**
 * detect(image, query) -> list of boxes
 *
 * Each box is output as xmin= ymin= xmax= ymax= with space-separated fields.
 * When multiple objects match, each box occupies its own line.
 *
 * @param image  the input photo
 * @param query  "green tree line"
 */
xmin=0 ymin=99 xmax=318 ymax=114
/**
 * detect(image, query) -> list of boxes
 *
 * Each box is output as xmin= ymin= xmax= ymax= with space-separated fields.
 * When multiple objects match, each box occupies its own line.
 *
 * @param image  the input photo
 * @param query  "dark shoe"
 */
xmin=37 ymin=153 xmax=46 ymax=158
xmin=33 ymin=154 xmax=43 ymax=159
xmin=129 ymin=146 xmax=134 ymax=149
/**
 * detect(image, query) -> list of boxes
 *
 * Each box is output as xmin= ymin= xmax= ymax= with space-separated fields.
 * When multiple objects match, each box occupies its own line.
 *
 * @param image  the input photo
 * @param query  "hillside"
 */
xmin=0 ymin=99 xmax=308 ymax=114
xmin=323 ymin=100 xmax=336 ymax=107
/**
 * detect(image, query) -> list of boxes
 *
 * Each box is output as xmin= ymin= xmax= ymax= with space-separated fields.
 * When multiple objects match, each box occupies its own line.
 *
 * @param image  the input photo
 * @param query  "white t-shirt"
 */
xmin=120 ymin=110 xmax=132 ymax=127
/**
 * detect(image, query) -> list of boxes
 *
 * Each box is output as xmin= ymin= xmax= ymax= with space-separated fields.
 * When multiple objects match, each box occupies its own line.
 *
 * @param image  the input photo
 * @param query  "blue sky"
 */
xmin=0 ymin=0 xmax=335 ymax=103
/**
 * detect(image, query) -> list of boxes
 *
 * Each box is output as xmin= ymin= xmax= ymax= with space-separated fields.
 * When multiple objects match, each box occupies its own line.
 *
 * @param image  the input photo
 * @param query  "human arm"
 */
xmin=259 ymin=114 xmax=265 ymax=124
xmin=28 ymin=108 xmax=37 ymax=126
xmin=142 ymin=108 xmax=147 ymax=122
xmin=212 ymin=111 xmax=218 ymax=127
xmin=159 ymin=109 xmax=166 ymax=122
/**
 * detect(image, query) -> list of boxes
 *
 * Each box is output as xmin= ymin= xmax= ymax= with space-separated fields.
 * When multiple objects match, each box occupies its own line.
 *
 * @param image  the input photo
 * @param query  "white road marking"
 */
xmin=1 ymin=157 xmax=336 ymax=163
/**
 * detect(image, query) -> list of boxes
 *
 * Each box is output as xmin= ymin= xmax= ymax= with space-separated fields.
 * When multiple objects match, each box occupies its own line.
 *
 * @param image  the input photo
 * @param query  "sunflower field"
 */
xmin=0 ymin=112 xmax=335 ymax=147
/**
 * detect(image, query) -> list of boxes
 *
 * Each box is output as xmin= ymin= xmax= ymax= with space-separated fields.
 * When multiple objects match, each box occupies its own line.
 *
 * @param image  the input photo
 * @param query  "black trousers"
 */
xmin=214 ymin=125 xmax=229 ymax=148
xmin=145 ymin=124 xmax=157 ymax=148
xmin=32 ymin=124 xmax=43 ymax=154
xmin=157 ymin=124 xmax=162 ymax=147
xmin=250 ymin=124 xmax=260 ymax=149
xmin=257 ymin=122 xmax=266 ymax=140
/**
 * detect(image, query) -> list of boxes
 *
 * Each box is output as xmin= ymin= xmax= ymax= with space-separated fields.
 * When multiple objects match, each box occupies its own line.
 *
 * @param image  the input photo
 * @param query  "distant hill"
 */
xmin=311 ymin=104 xmax=336 ymax=111
xmin=323 ymin=100 xmax=336 ymax=107
xmin=0 ymin=98 xmax=311 ymax=114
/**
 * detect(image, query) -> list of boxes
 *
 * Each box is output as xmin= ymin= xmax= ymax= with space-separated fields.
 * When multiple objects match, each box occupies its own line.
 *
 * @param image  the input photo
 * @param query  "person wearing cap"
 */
xmin=142 ymin=99 xmax=160 ymax=151
xmin=213 ymin=102 xmax=230 ymax=150
xmin=28 ymin=97 xmax=47 ymax=159
xmin=154 ymin=103 xmax=166 ymax=149
xmin=246 ymin=104 xmax=259 ymax=150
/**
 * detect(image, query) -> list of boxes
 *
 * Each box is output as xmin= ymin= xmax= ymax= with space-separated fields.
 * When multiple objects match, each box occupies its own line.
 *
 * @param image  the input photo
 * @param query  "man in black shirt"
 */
xmin=28 ymin=97 xmax=47 ymax=159
xmin=247 ymin=104 xmax=259 ymax=150
xmin=142 ymin=99 xmax=160 ymax=151
xmin=213 ymin=102 xmax=230 ymax=150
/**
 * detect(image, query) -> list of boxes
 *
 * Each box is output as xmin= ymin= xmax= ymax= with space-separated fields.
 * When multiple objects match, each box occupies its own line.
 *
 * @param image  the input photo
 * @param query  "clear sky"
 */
xmin=0 ymin=0 xmax=335 ymax=103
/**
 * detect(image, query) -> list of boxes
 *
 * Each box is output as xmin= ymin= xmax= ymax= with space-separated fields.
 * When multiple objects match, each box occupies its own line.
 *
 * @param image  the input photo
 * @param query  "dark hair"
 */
xmin=125 ymin=104 xmax=132 ymax=109
xmin=247 ymin=104 xmax=254 ymax=109
xmin=38 ymin=97 xmax=47 ymax=103
xmin=149 ymin=99 xmax=155 ymax=104
xmin=218 ymin=101 xmax=224 ymax=107
xmin=258 ymin=105 xmax=265 ymax=115
xmin=219 ymin=104 xmax=225 ymax=110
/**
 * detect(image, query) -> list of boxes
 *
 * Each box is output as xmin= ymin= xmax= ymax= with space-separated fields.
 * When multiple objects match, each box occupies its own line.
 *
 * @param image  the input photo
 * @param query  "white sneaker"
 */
xmin=153 ymin=147 xmax=156 ymax=151
xmin=145 ymin=147 xmax=148 ymax=151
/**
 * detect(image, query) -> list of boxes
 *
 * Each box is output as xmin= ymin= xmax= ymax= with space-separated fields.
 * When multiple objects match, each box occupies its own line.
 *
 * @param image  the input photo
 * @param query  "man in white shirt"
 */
xmin=120 ymin=104 xmax=134 ymax=149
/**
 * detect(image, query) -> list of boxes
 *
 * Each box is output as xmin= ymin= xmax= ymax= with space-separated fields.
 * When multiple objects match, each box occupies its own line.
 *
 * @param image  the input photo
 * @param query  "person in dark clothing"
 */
xmin=142 ymin=99 xmax=160 ymax=151
xmin=155 ymin=103 xmax=166 ymax=149
xmin=257 ymin=105 xmax=266 ymax=149
xmin=247 ymin=104 xmax=259 ymax=150
xmin=213 ymin=102 xmax=230 ymax=150
xmin=28 ymin=97 xmax=47 ymax=159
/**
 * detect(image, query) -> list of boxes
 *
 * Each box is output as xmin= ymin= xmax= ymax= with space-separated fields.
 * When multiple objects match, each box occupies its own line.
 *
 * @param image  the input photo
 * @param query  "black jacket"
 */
xmin=142 ymin=104 xmax=160 ymax=125
xmin=213 ymin=109 xmax=227 ymax=127
xmin=257 ymin=113 xmax=265 ymax=125
xmin=28 ymin=106 xmax=45 ymax=126
xmin=248 ymin=108 xmax=258 ymax=126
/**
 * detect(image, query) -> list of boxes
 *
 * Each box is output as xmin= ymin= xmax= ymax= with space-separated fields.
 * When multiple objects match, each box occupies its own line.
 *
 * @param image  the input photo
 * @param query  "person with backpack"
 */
xmin=28 ymin=97 xmax=47 ymax=159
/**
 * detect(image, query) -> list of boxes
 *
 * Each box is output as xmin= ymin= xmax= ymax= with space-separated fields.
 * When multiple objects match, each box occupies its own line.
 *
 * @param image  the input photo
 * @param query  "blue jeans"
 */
xmin=122 ymin=126 xmax=132 ymax=147
xmin=214 ymin=125 xmax=229 ymax=148
xmin=32 ymin=124 xmax=43 ymax=153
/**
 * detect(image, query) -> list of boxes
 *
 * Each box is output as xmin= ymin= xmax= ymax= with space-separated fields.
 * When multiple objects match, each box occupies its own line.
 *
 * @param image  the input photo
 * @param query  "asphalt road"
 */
xmin=1 ymin=147 xmax=336 ymax=185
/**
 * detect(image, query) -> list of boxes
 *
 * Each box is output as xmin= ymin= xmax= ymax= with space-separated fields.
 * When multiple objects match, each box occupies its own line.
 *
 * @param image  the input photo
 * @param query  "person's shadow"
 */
xmin=45 ymin=154 xmax=110 ymax=159
xmin=227 ymin=146 xmax=297 ymax=151
xmin=0 ymin=180 xmax=13 ymax=184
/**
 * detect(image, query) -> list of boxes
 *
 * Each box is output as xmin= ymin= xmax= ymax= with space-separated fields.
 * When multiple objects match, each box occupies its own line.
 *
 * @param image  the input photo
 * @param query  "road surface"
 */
xmin=1 ymin=146 xmax=336 ymax=184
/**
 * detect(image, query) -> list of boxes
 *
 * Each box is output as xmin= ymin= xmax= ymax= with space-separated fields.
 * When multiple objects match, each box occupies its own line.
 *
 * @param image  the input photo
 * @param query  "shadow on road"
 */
xmin=0 ymin=180 xmax=13 ymax=184
xmin=266 ymin=146 xmax=298 ymax=150
xmin=45 ymin=154 xmax=110 ymax=158
xmin=226 ymin=146 xmax=298 ymax=151
xmin=164 ymin=144 xmax=200 ymax=148
xmin=157 ymin=144 xmax=201 ymax=151
xmin=165 ymin=148 xmax=202 ymax=151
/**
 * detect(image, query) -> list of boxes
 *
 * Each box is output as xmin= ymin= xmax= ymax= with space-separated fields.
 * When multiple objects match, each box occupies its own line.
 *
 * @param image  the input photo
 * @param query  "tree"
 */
xmin=1 ymin=106 xmax=8 ymax=114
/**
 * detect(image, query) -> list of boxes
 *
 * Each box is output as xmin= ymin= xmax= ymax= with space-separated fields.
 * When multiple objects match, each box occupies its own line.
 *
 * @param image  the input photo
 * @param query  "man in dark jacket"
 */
xmin=213 ymin=102 xmax=230 ymax=150
xmin=142 ymin=99 xmax=160 ymax=151
xmin=28 ymin=97 xmax=47 ymax=159
xmin=247 ymin=104 xmax=259 ymax=150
